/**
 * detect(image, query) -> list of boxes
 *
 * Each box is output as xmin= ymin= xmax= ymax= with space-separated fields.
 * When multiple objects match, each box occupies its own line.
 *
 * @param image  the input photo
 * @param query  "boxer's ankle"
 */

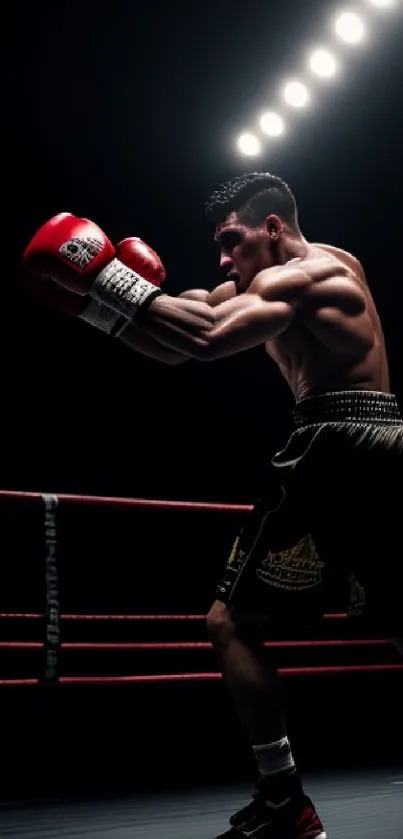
xmin=253 ymin=737 xmax=304 ymax=804
xmin=253 ymin=736 xmax=295 ymax=778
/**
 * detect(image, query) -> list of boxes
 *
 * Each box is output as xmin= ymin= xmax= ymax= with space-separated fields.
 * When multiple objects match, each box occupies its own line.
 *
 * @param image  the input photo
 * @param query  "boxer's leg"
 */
xmin=208 ymin=458 xmax=327 ymax=834
xmin=207 ymin=600 xmax=300 ymax=805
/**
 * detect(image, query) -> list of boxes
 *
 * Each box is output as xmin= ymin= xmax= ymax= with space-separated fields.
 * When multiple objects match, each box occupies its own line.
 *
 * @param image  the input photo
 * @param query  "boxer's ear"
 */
xmin=266 ymin=214 xmax=282 ymax=240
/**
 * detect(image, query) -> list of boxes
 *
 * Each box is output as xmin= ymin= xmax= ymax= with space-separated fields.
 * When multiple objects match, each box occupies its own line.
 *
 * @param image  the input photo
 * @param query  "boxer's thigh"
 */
xmin=308 ymin=429 xmax=403 ymax=628
xmin=214 ymin=467 xmax=331 ymax=629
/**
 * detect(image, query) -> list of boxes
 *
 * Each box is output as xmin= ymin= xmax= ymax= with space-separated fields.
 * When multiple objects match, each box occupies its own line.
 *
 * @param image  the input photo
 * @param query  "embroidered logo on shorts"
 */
xmin=347 ymin=573 xmax=366 ymax=617
xmin=255 ymin=534 xmax=325 ymax=590
xmin=224 ymin=536 xmax=248 ymax=573
xmin=217 ymin=536 xmax=248 ymax=598
xmin=59 ymin=237 xmax=103 ymax=271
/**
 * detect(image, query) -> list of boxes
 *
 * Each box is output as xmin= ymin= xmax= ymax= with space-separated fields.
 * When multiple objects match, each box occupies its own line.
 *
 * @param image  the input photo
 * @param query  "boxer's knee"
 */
xmin=206 ymin=599 xmax=267 ymax=649
xmin=206 ymin=600 xmax=235 ymax=648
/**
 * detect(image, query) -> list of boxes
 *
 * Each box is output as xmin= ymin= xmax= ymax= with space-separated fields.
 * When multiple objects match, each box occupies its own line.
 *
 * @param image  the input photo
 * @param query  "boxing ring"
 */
xmin=1 ymin=489 xmax=402 ymax=837
xmin=1 ymin=488 xmax=402 ymax=688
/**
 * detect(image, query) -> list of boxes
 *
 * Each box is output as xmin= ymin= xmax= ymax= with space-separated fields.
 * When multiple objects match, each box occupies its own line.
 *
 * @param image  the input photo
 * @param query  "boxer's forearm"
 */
xmin=114 ymin=285 xmax=236 ymax=363
xmin=118 ymin=320 xmax=190 ymax=364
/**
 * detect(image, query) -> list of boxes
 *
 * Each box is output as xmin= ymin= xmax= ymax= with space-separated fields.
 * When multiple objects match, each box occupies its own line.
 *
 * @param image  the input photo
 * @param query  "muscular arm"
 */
xmin=142 ymin=291 xmax=296 ymax=360
xmin=141 ymin=258 xmax=368 ymax=361
xmin=119 ymin=257 xmax=374 ymax=363
xmin=117 ymin=284 xmax=236 ymax=364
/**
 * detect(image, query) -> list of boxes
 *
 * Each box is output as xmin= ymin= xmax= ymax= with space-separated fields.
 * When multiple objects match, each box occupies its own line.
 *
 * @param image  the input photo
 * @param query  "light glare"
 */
xmin=335 ymin=12 xmax=366 ymax=43
xmin=283 ymin=81 xmax=310 ymax=108
xmin=259 ymin=112 xmax=285 ymax=137
xmin=366 ymin=0 xmax=395 ymax=6
xmin=237 ymin=133 xmax=261 ymax=156
xmin=309 ymin=48 xmax=338 ymax=78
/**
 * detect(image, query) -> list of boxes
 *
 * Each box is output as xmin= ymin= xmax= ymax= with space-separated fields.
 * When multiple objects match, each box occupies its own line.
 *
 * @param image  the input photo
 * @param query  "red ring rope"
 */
xmin=0 ymin=489 xmax=251 ymax=513
xmin=1 ymin=489 xmax=396 ymax=688
xmin=0 ymin=639 xmax=392 ymax=650
xmin=0 ymin=612 xmax=349 ymax=621
xmin=0 ymin=664 xmax=402 ymax=687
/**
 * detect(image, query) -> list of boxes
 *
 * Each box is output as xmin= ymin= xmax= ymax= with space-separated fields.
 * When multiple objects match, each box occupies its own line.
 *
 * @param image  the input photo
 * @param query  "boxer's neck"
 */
xmin=272 ymin=232 xmax=309 ymax=266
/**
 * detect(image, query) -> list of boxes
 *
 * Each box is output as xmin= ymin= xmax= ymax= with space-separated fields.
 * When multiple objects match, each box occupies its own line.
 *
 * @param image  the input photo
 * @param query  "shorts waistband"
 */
xmin=293 ymin=391 xmax=402 ymax=430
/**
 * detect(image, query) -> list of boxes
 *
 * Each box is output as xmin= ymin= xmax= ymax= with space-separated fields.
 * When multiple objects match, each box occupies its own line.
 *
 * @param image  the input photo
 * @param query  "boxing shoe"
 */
xmin=214 ymin=781 xmax=327 ymax=839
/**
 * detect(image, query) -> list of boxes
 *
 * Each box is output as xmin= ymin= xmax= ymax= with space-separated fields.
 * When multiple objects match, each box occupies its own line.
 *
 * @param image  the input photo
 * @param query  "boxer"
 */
xmin=22 ymin=173 xmax=403 ymax=839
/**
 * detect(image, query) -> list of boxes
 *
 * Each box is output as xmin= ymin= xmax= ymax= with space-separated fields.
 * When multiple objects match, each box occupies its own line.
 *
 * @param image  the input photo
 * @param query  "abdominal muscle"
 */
xmin=265 ymin=323 xmax=382 ymax=401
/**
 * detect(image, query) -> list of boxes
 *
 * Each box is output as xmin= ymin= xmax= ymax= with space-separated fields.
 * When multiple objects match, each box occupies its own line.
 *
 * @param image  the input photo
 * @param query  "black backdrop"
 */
xmin=2 ymin=0 xmax=403 ymax=503
xmin=1 ymin=0 xmax=403 ymax=799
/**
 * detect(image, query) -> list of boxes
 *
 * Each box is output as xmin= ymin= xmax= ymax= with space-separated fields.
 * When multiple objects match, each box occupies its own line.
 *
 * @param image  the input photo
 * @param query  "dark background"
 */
xmin=2 ymin=0 xmax=403 ymax=502
xmin=1 ymin=0 xmax=402 ymax=801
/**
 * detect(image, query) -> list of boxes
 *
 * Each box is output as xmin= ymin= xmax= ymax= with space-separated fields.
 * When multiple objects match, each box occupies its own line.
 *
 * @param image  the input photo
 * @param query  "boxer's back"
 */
xmin=265 ymin=244 xmax=390 ymax=401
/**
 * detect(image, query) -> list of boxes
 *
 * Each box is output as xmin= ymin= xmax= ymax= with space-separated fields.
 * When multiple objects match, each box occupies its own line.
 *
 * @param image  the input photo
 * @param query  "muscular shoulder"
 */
xmin=313 ymin=243 xmax=366 ymax=285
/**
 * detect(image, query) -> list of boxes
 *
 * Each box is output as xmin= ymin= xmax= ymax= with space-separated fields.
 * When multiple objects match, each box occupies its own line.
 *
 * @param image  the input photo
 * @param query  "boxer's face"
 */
xmin=215 ymin=212 xmax=283 ymax=291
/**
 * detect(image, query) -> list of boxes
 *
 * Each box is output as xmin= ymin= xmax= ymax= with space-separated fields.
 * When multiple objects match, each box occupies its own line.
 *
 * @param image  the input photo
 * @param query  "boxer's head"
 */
xmin=206 ymin=172 xmax=301 ymax=291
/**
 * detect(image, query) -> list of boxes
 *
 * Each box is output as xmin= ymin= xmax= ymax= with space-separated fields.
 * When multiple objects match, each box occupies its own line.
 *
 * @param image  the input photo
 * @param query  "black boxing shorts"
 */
xmin=215 ymin=391 xmax=403 ymax=632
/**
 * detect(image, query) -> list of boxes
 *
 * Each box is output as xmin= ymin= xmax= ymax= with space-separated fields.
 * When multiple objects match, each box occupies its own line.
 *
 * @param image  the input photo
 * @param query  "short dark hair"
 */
xmin=205 ymin=172 xmax=299 ymax=230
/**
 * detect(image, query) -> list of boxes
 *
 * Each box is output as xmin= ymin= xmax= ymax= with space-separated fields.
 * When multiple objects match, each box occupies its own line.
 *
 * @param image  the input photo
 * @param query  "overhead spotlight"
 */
xmin=335 ymin=11 xmax=366 ymax=43
xmin=283 ymin=81 xmax=310 ymax=108
xmin=365 ymin=0 xmax=395 ymax=6
xmin=309 ymin=48 xmax=338 ymax=78
xmin=237 ymin=133 xmax=262 ymax=156
xmin=259 ymin=112 xmax=285 ymax=137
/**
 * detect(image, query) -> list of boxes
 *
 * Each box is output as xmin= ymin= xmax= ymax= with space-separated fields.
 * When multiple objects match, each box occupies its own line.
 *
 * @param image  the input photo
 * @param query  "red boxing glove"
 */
xmin=23 ymin=274 xmax=125 ymax=335
xmin=22 ymin=214 xmax=164 ymax=321
xmin=22 ymin=213 xmax=115 ymax=295
xmin=22 ymin=214 xmax=122 ymax=333
xmin=116 ymin=238 xmax=166 ymax=286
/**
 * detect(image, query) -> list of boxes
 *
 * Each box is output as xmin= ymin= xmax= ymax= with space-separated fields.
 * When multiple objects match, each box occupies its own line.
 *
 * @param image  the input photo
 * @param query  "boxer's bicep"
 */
xmin=199 ymin=296 xmax=295 ymax=359
xmin=179 ymin=283 xmax=238 ymax=306
xmin=179 ymin=289 xmax=210 ymax=302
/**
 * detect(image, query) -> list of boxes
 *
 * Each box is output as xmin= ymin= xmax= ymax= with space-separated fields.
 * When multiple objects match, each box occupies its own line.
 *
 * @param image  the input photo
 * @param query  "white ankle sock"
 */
xmin=253 ymin=737 xmax=295 ymax=776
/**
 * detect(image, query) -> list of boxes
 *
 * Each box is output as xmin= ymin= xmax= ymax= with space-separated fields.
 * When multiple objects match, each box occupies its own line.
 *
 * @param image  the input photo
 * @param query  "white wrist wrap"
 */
xmin=90 ymin=258 xmax=162 ymax=320
xmin=79 ymin=299 xmax=122 ymax=334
